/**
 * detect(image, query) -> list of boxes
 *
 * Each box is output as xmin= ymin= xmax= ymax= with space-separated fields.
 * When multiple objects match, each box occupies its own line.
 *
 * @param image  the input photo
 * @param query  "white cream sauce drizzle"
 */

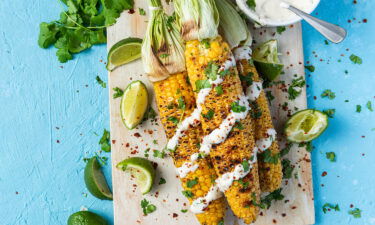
xmin=256 ymin=128 xmax=277 ymax=151
xmin=233 ymin=46 xmax=252 ymax=61
xmin=246 ymin=81 xmax=263 ymax=101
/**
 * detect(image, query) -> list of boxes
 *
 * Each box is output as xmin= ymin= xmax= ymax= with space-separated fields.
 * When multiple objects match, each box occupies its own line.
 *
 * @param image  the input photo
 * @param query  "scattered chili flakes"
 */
xmin=322 ymin=171 xmax=328 ymax=177
xmin=134 ymin=133 xmax=141 ymax=138
xmin=112 ymin=140 xmax=116 ymax=144
xmin=172 ymin=213 xmax=178 ymax=218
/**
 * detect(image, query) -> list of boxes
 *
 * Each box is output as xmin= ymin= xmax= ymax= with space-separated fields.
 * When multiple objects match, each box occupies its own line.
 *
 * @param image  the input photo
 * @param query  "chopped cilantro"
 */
xmin=322 ymin=109 xmax=336 ymax=118
xmin=326 ymin=152 xmax=336 ymax=162
xmin=112 ymin=87 xmax=123 ymax=99
xmin=324 ymin=40 xmax=329 ymax=45
xmin=242 ymin=160 xmax=250 ymax=172
xmin=219 ymin=69 xmax=230 ymax=78
xmin=159 ymin=177 xmax=166 ymax=185
xmin=288 ymin=77 xmax=306 ymax=100
xmin=141 ymin=199 xmax=157 ymax=215
xmin=187 ymin=178 xmax=198 ymax=188
xmin=195 ymin=79 xmax=211 ymax=92
xmin=138 ymin=8 xmax=146 ymax=16
xmin=250 ymin=101 xmax=262 ymax=119
xmin=218 ymin=221 xmax=224 ymax=225
xmin=182 ymin=190 xmax=194 ymax=198
xmin=201 ymin=39 xmax=211 ymax=49
xmin=366 ymin=101 xmax=373 ymax=112
xmin=234 ymin=121 xmax=245 ymax=130
xmin=260 ymin=149 xmax=280 ymax=164
xmin=144 ymin=148 xmax=150 ymax=158
xmin=159 ymin=53 xmax=170 ymax=58
xmin=251 ymin=192 xmax=266 ymax=209
xmin=305 ymin=65 xmax=315 ymax=72
xmin=356 ymin=105 xmax=362 ymax=113
xmin=265 ymin=91 xmax=275 ymax=103
xmin=167 ymin=116 xmax=179 ymax=125
xmin=153 ymin=140 xmax=158 ymax=145
xmin=153 ymin=150 xmax=166 ymax=159
xmin=260 ymin=188 xmax=284 ymax=209
xmin=348 ymin=208 xmax=362 ymax=218
xmin=181 ymin=209 xmax=188 ymax=213
xmin=322 ymin=203 xmax=340 ymax=214
xmin=299 ymin=142 xmax=313 ymax=152
xmin=96 ymin=76 xmax=106 ymax=88
xmin=202 ymin=109 xmax=215 ymax=120
xmin=177 ymin=96 xmax=186 ymax=110
xmin=321 ymin=89 xmax=336 ymax=100
xmin=239 ymin=72 xmax=254 ymax=85
xmin=276 ymin=26 xmax=286 ymax=34
xmin=238 ymin=179 xmax=249 ymax=189
xmin=280 ymin=142 xmax=293 ymax=157
xmin=246 ymin=0 xmax=256 ymax=10
xmin=215 ymin=85 xmax=224 ymax=96
xmin=99 ymin=129 xmax=111 ymax=152
xmin=282 ymin=159 xmax=293 ymax=179
xmin=143 ymin=107 xmax=157 ymax=122
xmin=349 ymin=54 xmax=362 ymax=65
xmin=231 ymin=101 xmax=247 ymax=113
xmin=205 ymin=62 xmax=219 ymax=81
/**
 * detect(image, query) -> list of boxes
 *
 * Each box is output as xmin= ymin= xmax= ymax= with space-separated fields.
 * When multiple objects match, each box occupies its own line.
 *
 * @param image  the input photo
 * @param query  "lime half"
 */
xmin=253 ymin=39 xmax=284 ymax=81
xmin=121 ymin=81 xmax=149 ymax=130
xmin=84 ymin=157 xmax=113 ymax=200
xmin=284 ymin=109 xmax=328 ymax=143
xmin=68 ymin=211 xmax=108 ymax=225
xmin=106 ymin=37 xmax=143 ymax=71
xmin=116 ymin=157 xmax=155 ymax=194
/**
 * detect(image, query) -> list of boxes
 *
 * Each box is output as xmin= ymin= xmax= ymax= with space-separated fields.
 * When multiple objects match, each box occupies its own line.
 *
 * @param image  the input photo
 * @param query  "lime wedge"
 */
xmin=84 ymin=157 xmax=113 ymax=200
xmin=284 ymin=109 xmax=328 ymax=143
xmin=116 ymin=157 xmax=156 ymax=195
xmin=121 ymin=81 xmax=149 ymax=130
xmin=253 ymin=39 xmax=284 ymax=81
xmin=107 ymin=37 xmax=143 ymax=71
xmin=68 ymin=211 xmax=108 ymax=225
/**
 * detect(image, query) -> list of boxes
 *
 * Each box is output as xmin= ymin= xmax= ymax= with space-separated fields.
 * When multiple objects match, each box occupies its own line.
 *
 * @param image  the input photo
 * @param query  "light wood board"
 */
xmin=108 ymin=1 xmax=315 ymax=224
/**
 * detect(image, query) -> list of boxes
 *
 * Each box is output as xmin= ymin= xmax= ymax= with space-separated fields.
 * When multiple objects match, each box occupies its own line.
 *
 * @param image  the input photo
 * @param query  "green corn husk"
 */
xmin=216 ymin=0 xmax=252 ymax=48
xmin=174 ymin=0 xmax=219 ymax=41
xmin=141 ymin=0 xmax=186 ymax=82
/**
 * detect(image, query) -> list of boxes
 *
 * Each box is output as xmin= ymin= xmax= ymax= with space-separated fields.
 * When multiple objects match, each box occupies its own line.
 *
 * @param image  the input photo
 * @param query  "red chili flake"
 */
xmin=112 ymin=140 xmax=116 ymax=144
xmin=259 ymin=212 xmax=264 ymax=216
xmin=125 ymin=143 xmax=130 ymax=147
xmin=56 ymin=140 xmax=60 ymax=143
xmin=350 ymin=204 xmax=354 ymax=208
xmin=289 ymin=24 xmax=294 ymax=28
xmin=291 ymin=206 xmax=297 ymax=209
xmin=353 ymin=0 xmax=357 ymax=4
xmin=172 ymin=213 xmax=178 ymax=218
xmin=313 ymin=96 xmax=317 ymax=100
xmin=321 ymin=184 xmax=325 ymax=187
xmin=286 ymin=51 xmax=290 ymax=55
xmin=128 ymin=9 xmax=135 ymax=14
xmin=15 ymin=191 xmax=19 ymax=195
xmin=176 ymin=198 xmax=179 ymax=202
xmin=322 ymin=171 xmax=328 ymax=177
xmin=363 ymin=19 xmax=368 ymax=23
xmin=134 ymin=133 xmax=141 ymax=138
xmin=361 ymin=135 xmax=365 ymax=138
xmin=281 ymin=213 xmax=286 ymax=217
xmin=348 ymin=19 xmax=352 ymax=23
xmin=273 ymin=219 xmax=277 ymax=224
xmin=100 ymin=59 xmax=103 ymax=62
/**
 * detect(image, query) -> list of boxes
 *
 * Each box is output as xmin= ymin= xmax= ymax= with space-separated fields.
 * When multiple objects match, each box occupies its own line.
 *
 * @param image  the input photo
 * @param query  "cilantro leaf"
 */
xmin=288 ymin=77 xmax=305 ymax=100
xmin=215 ymin=85 xmax=223 ymax=96
xmin=356 ymin=105 xmax=362 ymax=113
xmin=141 ymin=199 xmax=157 ymax=215
xmin=260 ymin=149 xmax=280 ymax=164
xmin=99 ymin=129 xmax=111 ymax=152
xmin=349 ymin=54 xmax=362 ymax=64
xmin=242 ymin=160 xmax=250 ymax=172
xmin=260 ymin=188 xmax=284 ymax=209
xmin=326 ymin=152 xmax=336 ymax=162
xmin=205 ymin=62 xmax=219 ymax=81
xmin=366 ymin=101 xmax=373 ymax=112
xmin=167 ymin=116 xmax=179 ymax=125
xmin=195 ymin=79 xmax=211 ymax=92
xmin=182 ymin=190 xmax=194 ymax=198
xmin=348 ymin=208 xmax=362 ymax=218
xmin=153 ymin=150 xmax=166 ymax=159
xmin=38 ymin=22 xmax=59 ymax=48
xmin=177 ymin=96 xmax=186 ymax=110
xmin=321 ymin=89 xmax=336 ymax=100
xmin=281 ymin=159 xmax=294 ymax=179
xmin=276 ymin=26 xmax=286 ymax=35
xmin=239 ymin=72 xmax=254 ymax=86
xmin=305 ymin=65 xmax=315 ymax=72
xmin=322 ymin=203 xmax=340 ymax=214
xmin=113 ymin=87 xmax=124 ymax=98
xmin=231 ymin=101 xmax=247 ymax=113
xmin=96 ymin=76 xmax=106 ymax=88
xmin=246 ymin=0 xmax=256 ymax=10
xmin=186 ymin=178 xmax=198 ymax=188
xmin=322 ymin=109 xmax=336 ymax=118
xmin=202 ymin=109 xmax=215 ymax=120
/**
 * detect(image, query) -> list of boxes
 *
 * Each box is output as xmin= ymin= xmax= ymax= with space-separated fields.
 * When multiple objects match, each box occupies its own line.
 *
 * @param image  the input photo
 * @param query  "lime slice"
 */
xmin=121 ymin=81 xmax=149 ymax=130
xmin=253 ymin=39 xmax=284 ymax=81
xmin=106 ymin=37 xmax=143 ymax=71
xmin=84 ymin=157 xmax=113 ymax=200
xmin=116 ymin=157 xmax=156 ymax=194
xmin=284 ymin=109 xmax=328 ymax=143
xmin=68 ymin=211 xmax=108 ymax=225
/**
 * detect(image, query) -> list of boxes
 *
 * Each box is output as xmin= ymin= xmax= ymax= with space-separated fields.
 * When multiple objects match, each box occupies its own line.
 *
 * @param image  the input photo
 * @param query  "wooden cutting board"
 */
xmin=108 ymin=1 xmax=315 ymax=224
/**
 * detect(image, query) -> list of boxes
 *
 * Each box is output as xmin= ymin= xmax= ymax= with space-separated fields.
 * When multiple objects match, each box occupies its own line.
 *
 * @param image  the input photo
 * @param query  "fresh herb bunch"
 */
xmin=38 ymin=0 xmax=134 ymax=63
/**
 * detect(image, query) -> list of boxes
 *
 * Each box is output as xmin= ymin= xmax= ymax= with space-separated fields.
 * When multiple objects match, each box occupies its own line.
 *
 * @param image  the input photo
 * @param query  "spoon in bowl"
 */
xmin=280 ymin=2 xmax=347 ymax=43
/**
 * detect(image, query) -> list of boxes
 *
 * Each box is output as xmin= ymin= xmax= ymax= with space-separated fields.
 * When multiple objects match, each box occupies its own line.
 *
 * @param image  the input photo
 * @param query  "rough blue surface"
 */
xmin=0 ymin=0 xmax=374 ymax=224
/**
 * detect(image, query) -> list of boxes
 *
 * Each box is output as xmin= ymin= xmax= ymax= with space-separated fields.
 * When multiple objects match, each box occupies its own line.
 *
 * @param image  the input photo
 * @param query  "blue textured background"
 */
xmin=0 ymin=0 xmax=374 ymax=224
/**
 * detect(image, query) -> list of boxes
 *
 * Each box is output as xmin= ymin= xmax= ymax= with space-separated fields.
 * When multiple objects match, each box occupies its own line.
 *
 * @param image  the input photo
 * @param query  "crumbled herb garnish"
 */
xmin=276 ymin=26 xmax=286 ymax=34
xmin=181 ymin=209 xmax=188 ymax=213
xmin=201 ymin=39 xmax=211 ymax=49
xmin=231 ymin=101 xmax=247 ymax=113
xmin=260 ymin=149 xmax=280 ymax=164
xmin=138 ymin=8 xmax=146 ymax=16
xmin=38 ymin=0 xmax=133 ymax=63
xmin=153 ymin=150 xmax=166 ymax=159
xmin=250 ymin=101 xmax=262 ymax=119
xmin=299 ymin=142 xmax=313 ymax=152
xmin=218 ymin=221 xmax=224 ymax=225
xmin=323 ymin=109 xmax=336 ymax=118
xmin=113 ymin=87 xmax=124 ymax=98
xmin=349 ymin=54 xmax=362 ymax=65
xmin=251 ymin=192 xmax=266 ymax=209
xmin=202 ymin=109 xmax=215 ymax=120
xmin=356 ymin=105 xmax=362 ymax=113
xmin=159 ymin=177 xmax=166 ymax=185
xmin=322 ymin=203 xmax=340 ymax=214
xmin=265 ymin=91 xmax=275 ymax=103
xmin=182 ymin=190 xmax=194 ymax=198
xmin=348 ymin=208 xmax=362 ymax=218
xmin=280 ymin=142 xmax=293 ymax=157
xmin=99 ymin=129 xmax=111 ymax=152
xmin=239 ymin=72 xmax=254 ymax=85
xmin=321 ymin=89 xmax=336 ymax=100
xmin=195 ymin=79 xmax=211 ymax=92
xmin=305 ymin=65 xmax=315 ymax=72
xmin=96 ymin=76 xmax=106 ymax=88
xmin=234 ymin=121 xmax=245 ymax=130
xmin=366 ymin=101 xmax=373 ymax=112
xmin=288 ymin=77 xmax=306 ymax=100
xmin=144 ymin=148 xmax=150 ymax=157
xmin=143 ymin=107 xmax=157 ymax=122
xmin=141 ymin=199 xmax=157 ymax=215
xmin=324 ymin=40 xmax=329 ymax=45
xmin=187 ymin=178 xmax=198 ymax=188
xmin=159 ymin=53 xmax=170 ymax=58
xmin=167 ymin=116 xmax=179 ymax=125
xmin=282 ymin=159 xmax=293 ymax=179
xmin=205 ymin=62 xmax=219 ymax=81
xmin=242 ymin=160 xmax=250 ymax=172
xmin=260 ymin=188 xmax=284 ymax=209
xmin=326 ymin=152 xmax=336 ymax=162
xmin=219 ymin=69 xmax=230 ymax=78
xmin=238 ymin=179 xmax=249 ymax=189
xmin=246 ymin=0 xmax=256 ymax=10
xmin=215 ymin=85 xmax=224 ymax=96
xmin=177 ymin=96 xmax=186 ymax=110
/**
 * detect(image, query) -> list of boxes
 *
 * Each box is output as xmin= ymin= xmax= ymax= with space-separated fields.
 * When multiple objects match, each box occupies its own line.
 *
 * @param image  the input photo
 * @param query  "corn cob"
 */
xmin=185 ymin=36 xmax=261 ymax=224
xmin=153 ymin=72 xmax=226 ymax=225
xmin=236 ymin=57 xmax=283 ymax=192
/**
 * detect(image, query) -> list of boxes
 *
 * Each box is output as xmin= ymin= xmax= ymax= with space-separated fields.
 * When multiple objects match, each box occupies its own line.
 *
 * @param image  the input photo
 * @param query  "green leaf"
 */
xmin=246 ymin=0 xmax=256 ymax=10
xmin=231 ymin=101 xmax=247 ymax=113
xmin=304 ymin=65 xmax=315 ymax=72
xmin=167 ymin=116 xmax=179 ymax=125
xmin=153 ymin=150 xmax=166 ymax=159
xmin=177 ymin=96 xmax=186 ymax=110
xmin=215 ymin=85 xmax=223 ymax=96
xmin=260 ymin=188 xmax=284 ymax=209
xmin=321 ymin=89 xmax=336 ymax=100
xmin=261 ymin=149 xmax=280 ymax=164
xmin=349 ymin=54 xmax=362 ymax=65
xmin=195 ymin=79 xmax=211 ymax=92
xmin=233 ymin=121 xmax=245 ymax=130
xmin=242 ymin=160 xmax=250 ymax=172
xmin=366 ymin=101 xmax=373 ymax=112
xmin=113 ymin=87 xmax=124 ymax=98
xmin=348 ymin=208 xmax=362 ymax=218
xmin=239 ymin=72 xmax=253 ymax=86
xmin=276 ymin=26 xmax=286 ymax=34
xmin=96 ymin=76 xmax=106 ymax=88
xmin=38 ymin=22 xmax=60 ymax=48
xmin=202 ymin=109 xmax=215 ymax=120
xmin=288 ymin=77 xmax=305 ymax=100
xmin=99 ymin=129 xmax=111 ymax=152
xmin=322 ymin=109 xmax=336 ymax=118
xmin=186 ymin=178 xmax=198 ymax=188
xmin=56 ymin=48 xmax=72 ymax=63
xmin=326 ymin=152 xmax=336 ymax=162
xmin=205 ymin=62 xmax=219 ymax=81
xmin=159 ymin=177 xmax=166 ymax=185
xmin=356 ymin=105 xmax=362 ymax=113
xmin=139 ymin=8 xmax=146 ymax=16
xmin=182 ymin=190 xmax=194 ymax=198
xmin=282 ymin=159 xmax=293 ymax=179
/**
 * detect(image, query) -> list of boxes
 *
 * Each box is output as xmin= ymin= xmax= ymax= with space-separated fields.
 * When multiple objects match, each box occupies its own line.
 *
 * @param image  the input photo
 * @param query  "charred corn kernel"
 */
xmin=237 ymin=58 xmax=283 ymax=192
xmin=185 ymin=36 xmax=261 ymax=224
xmin=154 ymin=72 xmax=226 ymax=225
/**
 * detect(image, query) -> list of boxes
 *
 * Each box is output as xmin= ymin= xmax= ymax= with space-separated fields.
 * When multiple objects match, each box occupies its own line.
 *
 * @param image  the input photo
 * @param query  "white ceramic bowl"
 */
xmin=235 ymin=0 xmax=320 ymax=27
